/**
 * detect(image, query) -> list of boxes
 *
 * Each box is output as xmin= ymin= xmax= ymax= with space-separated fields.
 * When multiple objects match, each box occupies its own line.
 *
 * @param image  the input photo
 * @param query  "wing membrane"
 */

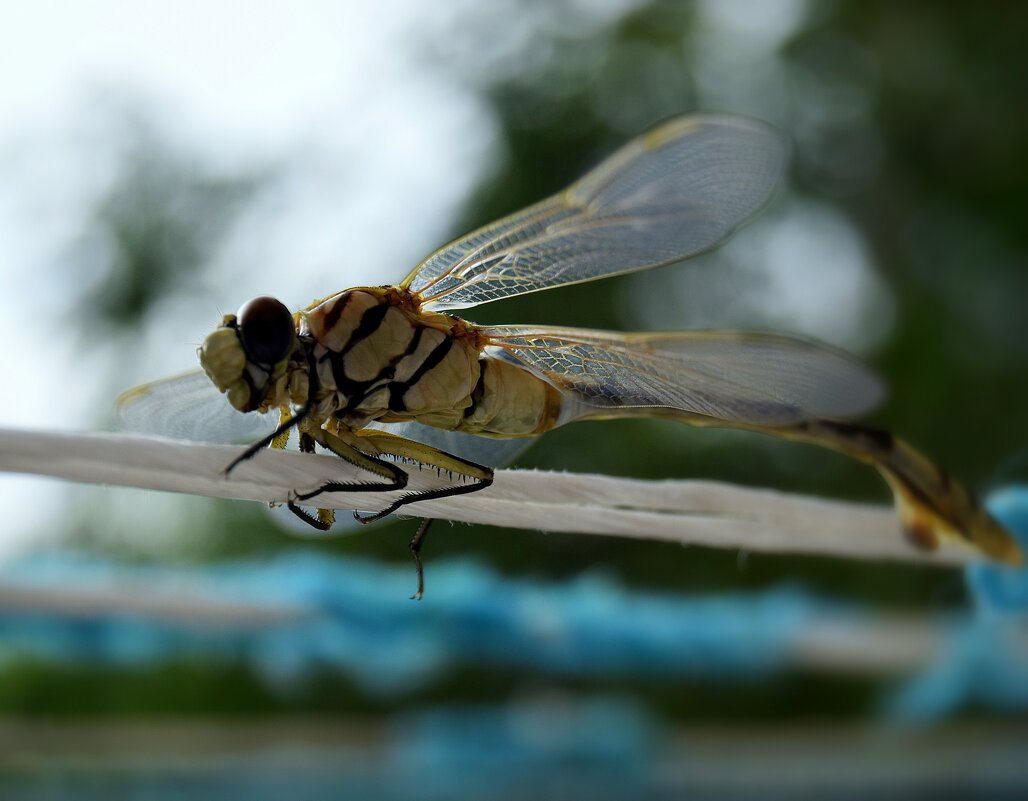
xmin=114 ymin=370 xmax=277 ymax=443
xmin=482 ymin=327 xmax=884 ymax=427
xmin=405 ymin=115 xmax=788 ymax=311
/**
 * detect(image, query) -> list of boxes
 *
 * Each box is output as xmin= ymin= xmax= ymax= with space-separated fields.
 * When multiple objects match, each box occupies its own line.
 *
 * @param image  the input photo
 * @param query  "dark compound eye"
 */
xmin=236 ymin=296 xmax=295 ymax=365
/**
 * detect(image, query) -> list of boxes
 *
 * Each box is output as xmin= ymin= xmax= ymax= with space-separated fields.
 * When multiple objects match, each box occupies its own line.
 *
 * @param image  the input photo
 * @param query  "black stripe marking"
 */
xmin=814 ymin=420 xmax=894 ymax=454
xmin=321 ymin=292 xmax=352 ymax=332
xmin=389 ymin=337 xmax=454 ymax=413
xmin=810 ymin=420 xmax=950 ymax=519
xmin=319 ymin=298 xmax=396 ymax=410
xmin=328 ymin=350 xmax=362 ymax=399
xmin=328 ymin=324 xmax=429 ymax=414
xmin=463 ymin=360 xmax=488 ymax=420
xmin=390 ymin=325 xmax=425 ymax=375
xmin=340 ymin=301 xmax=391 ymax=355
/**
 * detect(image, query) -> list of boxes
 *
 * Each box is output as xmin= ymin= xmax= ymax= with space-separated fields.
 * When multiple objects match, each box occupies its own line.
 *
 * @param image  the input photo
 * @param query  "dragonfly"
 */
xmin=117 ymin=114 xmax=1021 ymax=597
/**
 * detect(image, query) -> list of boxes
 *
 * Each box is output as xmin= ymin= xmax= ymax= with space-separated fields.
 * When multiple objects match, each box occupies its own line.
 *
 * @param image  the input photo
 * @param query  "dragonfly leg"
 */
xmin=408 ymin=518 xmax=433 ymax=600
xmin=225 ymin=402 xmax=312 ymax=475
xmin=346 ymin=428 xmax=494 ymax=524
xmin=285 ymin=498 xmax=335 ymax=530
xmin=287 ymin=424 xmax=409 ymax=526
xmin=270 ymin=406 xmax=295 ymax=450
xmin=285 ymin=426 xmax=493 ymax=595
xmin=293 ymin=425 xmax=409 ymax=499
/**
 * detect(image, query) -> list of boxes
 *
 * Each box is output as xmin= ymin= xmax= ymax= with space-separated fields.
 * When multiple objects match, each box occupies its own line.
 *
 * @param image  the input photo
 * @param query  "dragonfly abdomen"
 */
xmin=455 ymin=356 xmax=562 ymax=437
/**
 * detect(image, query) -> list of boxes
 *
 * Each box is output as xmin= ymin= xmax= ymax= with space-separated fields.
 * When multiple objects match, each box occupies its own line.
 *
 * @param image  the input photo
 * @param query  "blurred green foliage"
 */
xmin=0 ymin=655 xmax=881 ymax=722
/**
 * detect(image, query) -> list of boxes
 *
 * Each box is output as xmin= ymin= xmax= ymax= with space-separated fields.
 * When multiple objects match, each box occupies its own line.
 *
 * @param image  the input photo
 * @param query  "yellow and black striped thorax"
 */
xmin=301 ymin=287 xmax=482 ymax=426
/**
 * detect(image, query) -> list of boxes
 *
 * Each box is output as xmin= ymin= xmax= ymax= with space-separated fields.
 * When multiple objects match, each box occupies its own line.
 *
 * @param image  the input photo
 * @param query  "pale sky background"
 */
xmin=0 ymin=0 xmax=890 ymax=557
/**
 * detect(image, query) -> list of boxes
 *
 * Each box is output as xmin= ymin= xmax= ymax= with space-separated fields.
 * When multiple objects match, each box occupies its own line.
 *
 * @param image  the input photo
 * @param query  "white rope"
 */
xmin=0 ymin=427 xmax=981 ymax=565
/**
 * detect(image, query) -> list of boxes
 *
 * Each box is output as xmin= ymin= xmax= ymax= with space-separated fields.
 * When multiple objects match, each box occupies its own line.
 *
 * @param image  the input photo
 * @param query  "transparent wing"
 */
xmin=482 ymin=327 xmax=884 ymax=427
xmin=404 ymin=114 xmax=788 ymax=312
xmin=113 ymin=370 xmax=277 ymax=443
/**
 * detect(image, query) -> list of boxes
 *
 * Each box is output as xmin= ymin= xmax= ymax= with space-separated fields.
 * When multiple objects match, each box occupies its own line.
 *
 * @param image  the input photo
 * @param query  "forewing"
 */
xmin=114 ymin=370 xmax=277 ymax=443
xmin=482 ymin=327 xmax=884 ymax=427
xmin=404 ymin=115 xmax=788 ymax=311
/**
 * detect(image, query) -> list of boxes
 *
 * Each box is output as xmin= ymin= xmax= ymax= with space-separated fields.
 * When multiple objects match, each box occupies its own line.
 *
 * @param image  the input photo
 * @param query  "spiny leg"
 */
xmin=286 ymin=499 xmax=334 ymax=531
xmin=284 ymin=425 xmax=494 ymax=596
xmin=345 ymin=428 xmax=494 ymax=524
xmin=220 ymin=406 xmax=334 ymax=530
xmin=344 ymin=429 xmax=494 ymax=597
xmin=353 ymin=479 xmax=493 ymax=526
xmin=288 ymin=425 xmax=409 ymax=527
xmin=225 ymin=402 xmax=312 ymax=476
xmin=286 ymin=430 xmax=338 ymax=530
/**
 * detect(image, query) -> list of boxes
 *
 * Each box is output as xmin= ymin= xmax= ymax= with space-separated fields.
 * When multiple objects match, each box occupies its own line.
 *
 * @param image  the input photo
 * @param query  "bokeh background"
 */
xmin=1 ymin=0 xmax=1027 ymax=796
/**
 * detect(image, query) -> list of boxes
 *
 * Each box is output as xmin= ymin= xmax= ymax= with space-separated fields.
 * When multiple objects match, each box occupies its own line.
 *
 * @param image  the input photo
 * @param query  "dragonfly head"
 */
xmin=199 ymin=296 xmax=305 ymax=413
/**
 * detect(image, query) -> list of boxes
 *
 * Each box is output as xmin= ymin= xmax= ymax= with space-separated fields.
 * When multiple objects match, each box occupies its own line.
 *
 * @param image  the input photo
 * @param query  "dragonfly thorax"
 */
xmin=302 ymin=287 xmax=482 ymax=429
